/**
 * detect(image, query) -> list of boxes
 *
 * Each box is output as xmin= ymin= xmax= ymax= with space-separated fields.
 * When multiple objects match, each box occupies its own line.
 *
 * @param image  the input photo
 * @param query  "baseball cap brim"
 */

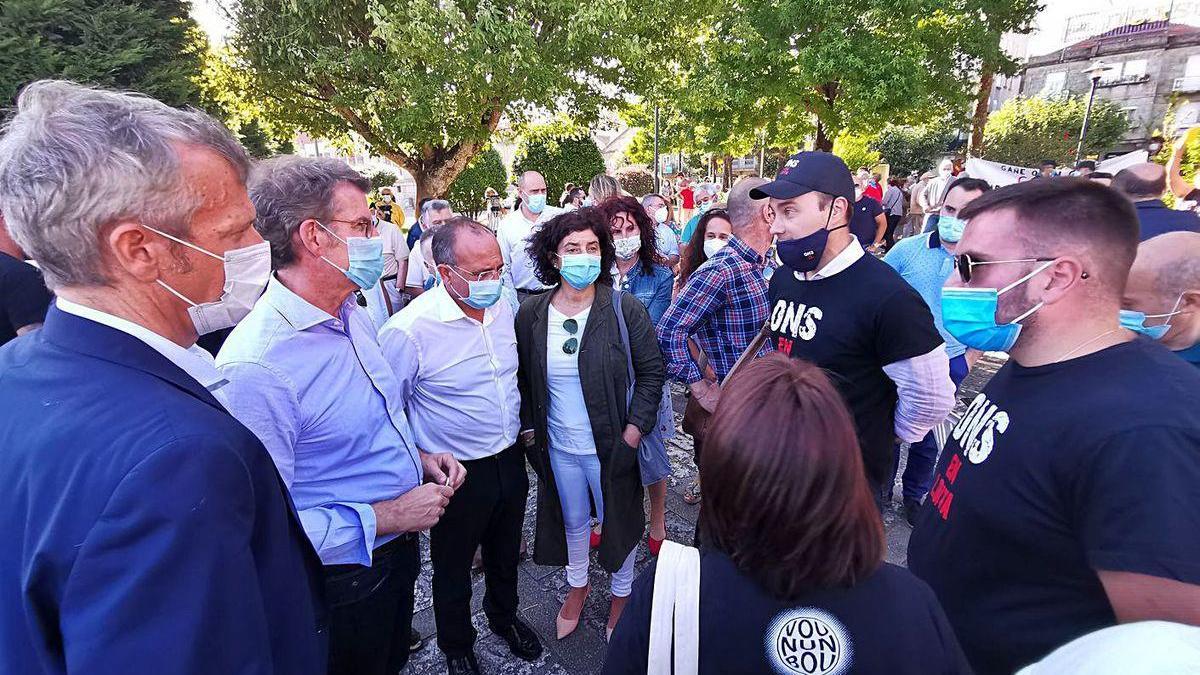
xmin=749 ymin=180 xmax=818 ymax=200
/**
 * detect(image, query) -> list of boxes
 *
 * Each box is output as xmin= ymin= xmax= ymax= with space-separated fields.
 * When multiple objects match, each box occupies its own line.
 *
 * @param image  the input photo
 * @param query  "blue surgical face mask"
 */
xmin=423 ymin=274 xmax=439 ymax=291
xmin=582 ymin=196 xmax=594 ymax=208
xmin=558 ymin=253 xmax=601 ymax=290
xmin=938 ymin=215 xmax=967 ymax=243
xmin=318 ymin=222 xmax=384 ymax=289
xmin=446 ymin=266 xmax=503 ymax=309
xmin=1119 ymin=293 xmax=1185 ymax=341
xmin=527 ymin=193 xmax=547 ymax=214
xmin=698 ymin=200 xmax=714 ymax=214
xmin=941 ymin=261 xmax=1053 ymax=352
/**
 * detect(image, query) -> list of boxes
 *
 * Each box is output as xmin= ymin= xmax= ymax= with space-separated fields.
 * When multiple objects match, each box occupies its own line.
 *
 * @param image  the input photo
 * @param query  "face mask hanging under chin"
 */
xmin=146 ymin=226 xmax=272 ymax=336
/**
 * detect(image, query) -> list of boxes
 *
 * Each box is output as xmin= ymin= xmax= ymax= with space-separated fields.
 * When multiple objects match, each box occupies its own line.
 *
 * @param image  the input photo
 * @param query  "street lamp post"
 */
xmin=1075 ymin=61 xmax=1114 ymax=165
xmin=653 ymin=105 xmax=660 ymax=193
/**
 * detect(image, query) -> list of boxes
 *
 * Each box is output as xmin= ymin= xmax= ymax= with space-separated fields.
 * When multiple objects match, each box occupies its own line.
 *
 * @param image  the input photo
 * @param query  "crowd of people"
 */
xmin=0 ymin=79 xmax=1199 ymax=675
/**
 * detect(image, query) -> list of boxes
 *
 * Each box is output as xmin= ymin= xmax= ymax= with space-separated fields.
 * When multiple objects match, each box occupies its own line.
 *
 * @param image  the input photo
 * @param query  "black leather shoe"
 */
xmin=446 ymin=652 xmax=482 ymax=675
xmin=903 ymin=498 xmax=923 ymax=528
xmin=409 ymin=628 xmax=426 ymax=653
xmin=492 ymin=617 xmax=543 ymax=661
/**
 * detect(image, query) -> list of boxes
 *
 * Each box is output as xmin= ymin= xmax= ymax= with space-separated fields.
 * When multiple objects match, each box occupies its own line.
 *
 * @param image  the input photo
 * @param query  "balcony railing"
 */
xmin=1097 ymin=74 xmax=1151 ymax=87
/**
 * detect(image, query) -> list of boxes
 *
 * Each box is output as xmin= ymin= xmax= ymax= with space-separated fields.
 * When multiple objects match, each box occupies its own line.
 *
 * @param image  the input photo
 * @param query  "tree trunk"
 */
xmin=814 ymin=121 xmax=834 ymax=152
xmin=722 ymin=155 xmax=733 ymax=188
xmin=969 ymin=65 xmax=995 ymax=157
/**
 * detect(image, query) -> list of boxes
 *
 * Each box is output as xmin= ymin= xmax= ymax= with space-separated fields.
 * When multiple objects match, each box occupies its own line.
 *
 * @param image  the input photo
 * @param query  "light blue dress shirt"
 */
xmin=884 ymin=231 xmax=966 ymax=358
xmin=217 ymin=276 xmax=423 ymax=566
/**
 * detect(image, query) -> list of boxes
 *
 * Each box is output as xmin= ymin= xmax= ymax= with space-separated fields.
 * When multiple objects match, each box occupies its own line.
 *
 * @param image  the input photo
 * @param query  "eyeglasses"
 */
xmin=449 ymin=263 xmax=507 ymax=283
xmin=324 ymin=218 xmax=375 ymax=234
xmin=953 ymin=254 xmax=1057 ymax=284
xmin=562 ymin=318 xmax=579 ymax=354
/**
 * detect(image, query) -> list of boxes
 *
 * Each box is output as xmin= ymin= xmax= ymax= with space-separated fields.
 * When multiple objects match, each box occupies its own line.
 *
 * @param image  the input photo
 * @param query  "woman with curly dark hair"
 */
xmin=514 ymin=207 xmax=666 ymax=641
xmin=604 ymin=354 xmax=969 ymax=674
xmin=678 ymin=207 xmax=733 ymax=287
xmin=599 ymin=196 xmax=675 ymax=556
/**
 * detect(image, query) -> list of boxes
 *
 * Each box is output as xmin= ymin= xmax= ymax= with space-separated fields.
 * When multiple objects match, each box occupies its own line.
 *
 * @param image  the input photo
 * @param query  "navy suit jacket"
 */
xmin=1134 ymin=199 xmax=1200 ymax=241
xmin=0 ymin=307 xmax=327 ymax=674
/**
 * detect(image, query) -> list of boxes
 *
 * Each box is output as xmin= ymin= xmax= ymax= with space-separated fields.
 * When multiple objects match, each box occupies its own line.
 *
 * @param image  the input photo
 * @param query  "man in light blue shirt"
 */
xmin=884 ymin=176 xmax=989 ymax=523
xmin=218 ymin=156 xmax=465 ymax=675
xmin=641 ymin=192 xmax=680 ymax=267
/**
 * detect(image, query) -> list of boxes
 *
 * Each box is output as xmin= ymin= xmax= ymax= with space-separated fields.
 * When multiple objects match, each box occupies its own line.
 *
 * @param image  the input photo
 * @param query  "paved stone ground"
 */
xmin=406 ymin=356 xmax=1005 ymax=674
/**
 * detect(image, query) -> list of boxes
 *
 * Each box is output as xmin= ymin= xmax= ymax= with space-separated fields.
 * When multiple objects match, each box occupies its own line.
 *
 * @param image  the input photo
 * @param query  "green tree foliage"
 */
xmin=871 ymin=125 xmax=955 ymax=176
xmin=447 ymin=148 xmax=507 ymax=219
xmin=367 ymin=170 xmax=400 ymax=191
xmin=0 ymin=0 xmax=206 ymax=107
xmin=981 ymin=96 xmax=1130 ymax=167
xmin=196 ymin=46 xmax=296 ymax=155
xmin=640 ymin=0 xmax=1038 ymax=154
xmin=233 ymin=0 xmax=678 ymax=201
xmin=616 ymin=166 xmax=655 ymax=198
xmin=832 ymin=132 xmax=881 ymax=174
xmin=513 ymin=121 xmax=606 ymax=206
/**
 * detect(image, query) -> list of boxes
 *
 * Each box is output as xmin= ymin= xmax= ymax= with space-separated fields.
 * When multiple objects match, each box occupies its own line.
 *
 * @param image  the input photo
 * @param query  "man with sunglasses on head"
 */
xmin=378 ymin=217 xmax=540 ymax=675
xmin=908 ymin=178 xmax=1200 ymax=675
xmin=1122 ymin=230 xmax=1200 ymax=367
xmin=217 ymin=156 xmax=465 ymax=675
xmin=884 ymin=176 xmax=991 ymax=524
xmin=752 ymin=151 xmax=955 ymax=506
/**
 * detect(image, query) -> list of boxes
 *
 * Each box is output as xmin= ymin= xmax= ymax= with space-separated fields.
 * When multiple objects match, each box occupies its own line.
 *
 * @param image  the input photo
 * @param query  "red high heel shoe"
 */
xmin=590 ymin=528 xmax=602 ymax=549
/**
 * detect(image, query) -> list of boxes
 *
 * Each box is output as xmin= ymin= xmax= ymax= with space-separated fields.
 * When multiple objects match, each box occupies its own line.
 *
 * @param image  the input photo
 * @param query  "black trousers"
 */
xmin=884 ymin=213 xmax=903 ymax=248
xmin=430 ymin=443 xmax=529 ymax=658
xmin=325 ymin=533 xmax=420 ymax=675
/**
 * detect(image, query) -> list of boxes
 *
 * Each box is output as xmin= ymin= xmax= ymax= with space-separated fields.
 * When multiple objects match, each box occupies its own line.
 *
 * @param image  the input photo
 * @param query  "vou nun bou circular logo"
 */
xmin=765 ymin=608 xmax=851 ymax=675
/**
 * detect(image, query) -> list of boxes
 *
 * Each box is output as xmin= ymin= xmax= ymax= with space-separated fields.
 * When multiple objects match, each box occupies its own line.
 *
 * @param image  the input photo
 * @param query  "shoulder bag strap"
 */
xmin=719 ymin=323 xmax=771 ymax=386
xmin=612 ymin=287 xmax=635 ymax=407
xmin=673 ymin=544 xmax=701 ymax=675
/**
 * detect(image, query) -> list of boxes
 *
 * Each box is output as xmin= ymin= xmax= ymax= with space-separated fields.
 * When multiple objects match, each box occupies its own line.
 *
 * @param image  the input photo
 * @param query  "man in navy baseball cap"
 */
xmin=750 ymin=150 xmax=855 ymax=204
xmin=756 ymin=149 xmax=955 ymax=507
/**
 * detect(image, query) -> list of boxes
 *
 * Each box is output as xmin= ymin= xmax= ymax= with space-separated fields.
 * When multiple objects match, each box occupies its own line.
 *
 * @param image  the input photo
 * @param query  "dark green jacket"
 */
xmin=515 ymin=286 xmax=665 ymax=572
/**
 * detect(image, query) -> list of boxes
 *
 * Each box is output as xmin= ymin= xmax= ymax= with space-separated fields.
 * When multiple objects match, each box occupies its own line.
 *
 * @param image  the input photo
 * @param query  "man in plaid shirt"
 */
xmin=658 ymin=177 xmax=775 ymax=414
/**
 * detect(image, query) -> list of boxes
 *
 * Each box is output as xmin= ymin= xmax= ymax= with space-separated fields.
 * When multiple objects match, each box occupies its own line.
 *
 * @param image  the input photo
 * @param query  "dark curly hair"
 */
xmin=680 ymin=207 xmax=731 ymax=285
xmin=598 ymin=195 xmax=660 ymax=276
xmin=526 ymin=206 xmax=615 ymax=288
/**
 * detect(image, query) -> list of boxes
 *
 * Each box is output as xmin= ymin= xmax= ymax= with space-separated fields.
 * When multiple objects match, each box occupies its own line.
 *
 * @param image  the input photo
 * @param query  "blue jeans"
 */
xmin=548 ymin=449 xmax=637 ymax=596
xmin=891 ymin=354 xmax=969 ymax=503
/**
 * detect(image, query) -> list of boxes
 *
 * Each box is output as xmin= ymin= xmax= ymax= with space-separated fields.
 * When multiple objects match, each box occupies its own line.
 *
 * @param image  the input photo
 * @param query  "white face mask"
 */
xmin=703 ymin=238 xmax=728 ymax=258
xmin=614 ymin=235 xmax=642 ymax=261
xmin=147 ymin=226 xmax=272 ymax=335
xmin=653 ymin=206 xmax=669 ymax=224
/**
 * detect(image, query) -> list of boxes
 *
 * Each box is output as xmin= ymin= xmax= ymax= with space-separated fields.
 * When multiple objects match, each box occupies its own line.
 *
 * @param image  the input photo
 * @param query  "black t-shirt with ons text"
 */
xmin=766 ymin=253 xmax=943 ymax=493
xmin=908 ymin=339 xmax=1200 ymax=675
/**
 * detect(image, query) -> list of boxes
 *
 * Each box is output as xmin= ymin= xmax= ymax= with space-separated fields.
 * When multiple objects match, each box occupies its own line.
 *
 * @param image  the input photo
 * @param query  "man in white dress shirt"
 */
xmin=497 ymin=171 xmax=562 ymax=300
xmin=380 ymin=217 xmax=541 ymax=675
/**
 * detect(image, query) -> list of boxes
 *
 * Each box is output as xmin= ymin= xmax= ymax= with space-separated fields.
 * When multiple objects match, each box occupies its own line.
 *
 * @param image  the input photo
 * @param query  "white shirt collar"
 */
xmin=796 ymin=236 xmax=864 ymax=281
xmin=55 ymin=297 xmax=228 ymax=392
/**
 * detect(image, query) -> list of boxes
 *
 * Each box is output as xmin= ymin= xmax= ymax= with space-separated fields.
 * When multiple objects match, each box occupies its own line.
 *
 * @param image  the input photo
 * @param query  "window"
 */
xmin=1040 ymin=71 xmax=1067 ymax=97
xmin=1123 ymin=59 xmax=1147 ymax=78
xmin=1187 ymin=54 xmax=1200 ymax=78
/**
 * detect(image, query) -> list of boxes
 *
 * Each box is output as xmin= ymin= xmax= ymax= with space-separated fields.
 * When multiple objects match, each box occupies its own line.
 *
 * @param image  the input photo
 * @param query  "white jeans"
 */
xmin=549 ymin=448 xmax=637 ymax=596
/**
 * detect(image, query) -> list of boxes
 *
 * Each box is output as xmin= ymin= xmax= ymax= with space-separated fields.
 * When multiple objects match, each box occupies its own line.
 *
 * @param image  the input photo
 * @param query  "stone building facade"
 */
xmin=1020 ymin=21 xmax=1200 ymax=154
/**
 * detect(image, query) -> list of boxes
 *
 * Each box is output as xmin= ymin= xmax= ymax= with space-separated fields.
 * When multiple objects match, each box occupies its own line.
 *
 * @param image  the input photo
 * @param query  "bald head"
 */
xmin=518 ymin=171 xmax=545 ymax=191
xmin=1111 ymin=163 xmax=1167 ymax=201
xmin=1125 ymin=231 xmax=1200 ymax=349
xmin=727 ymin=177 xmax=769 ymax=232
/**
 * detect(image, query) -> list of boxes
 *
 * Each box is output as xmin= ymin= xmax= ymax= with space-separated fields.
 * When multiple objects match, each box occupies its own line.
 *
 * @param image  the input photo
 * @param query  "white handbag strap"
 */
xmin=647 ymin=541 xmax=700 ymax=675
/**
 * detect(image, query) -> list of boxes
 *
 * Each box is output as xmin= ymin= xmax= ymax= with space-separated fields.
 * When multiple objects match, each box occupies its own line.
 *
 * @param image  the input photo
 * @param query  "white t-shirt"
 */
xmin=655 ymin=223 xmax=680 ymax=258
xmin=546 ymin=304 xmax=595 ymax=455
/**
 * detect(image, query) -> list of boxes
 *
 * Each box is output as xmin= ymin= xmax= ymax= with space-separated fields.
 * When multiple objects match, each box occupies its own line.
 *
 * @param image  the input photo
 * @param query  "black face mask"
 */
xmin=775 ymin=199 xmax=847 ymax=273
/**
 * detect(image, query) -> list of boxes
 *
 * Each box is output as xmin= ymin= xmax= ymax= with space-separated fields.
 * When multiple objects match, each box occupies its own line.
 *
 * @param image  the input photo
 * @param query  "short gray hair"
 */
xmin=726 ymin=177 xmax=769 ymax=231
xmin=641 ymin=193 xmax=667 ymax=210
xmin=247 ymin=156 xmax=369 ymax=268
xmin=696 ymin=182 xmax=720 ymax=198
xmin=431 ymin=216 xmax=493 ymax=268
xmin=421 ymin=198 xmax=451 ymax=224
xmin=0 ymin=80 xmax=249 ymax=290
